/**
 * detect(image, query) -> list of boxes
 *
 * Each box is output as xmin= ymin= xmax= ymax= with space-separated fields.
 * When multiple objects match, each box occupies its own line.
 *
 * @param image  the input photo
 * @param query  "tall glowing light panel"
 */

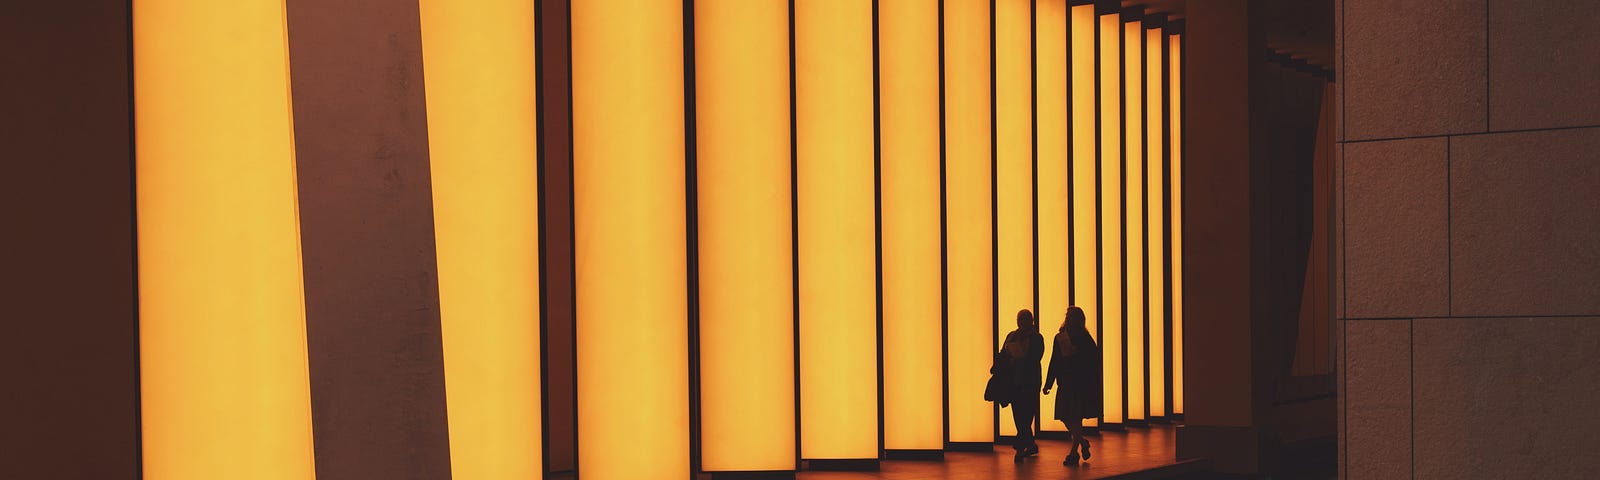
xmin=135 ymin=1 xmax=315 ymax=478
xmin=880 ymin=0 xmax=944 ymax=451
xmin=1035 ymin=0 xmax=1068 ymax=433
xmin=944 ymin=0 xmax=995 ymax=444
xmin=995 ymin=0 xmax=1032 ymax=438
xmin=572 ymin=1 xmax=689 ymax=476
xmin=1145 ymin=26 xmax=1167 ymax=419
xmin=419 ymin=0 xmax=543 ymax=477
xmin=1170 ymin=33 xmax=1185 ymax=416
xmin=695 ymin=0 xmax=796 ymax=470
xmin=1069 ymin=4 xmax=1100 ymax=428
xmin=798 ymin=0 xmax=878 ymax=460
xmin=1097 ymin=11 xmax=1125 ymax=425
xmin=1123 ymin=19 xmax=1146 ymax=422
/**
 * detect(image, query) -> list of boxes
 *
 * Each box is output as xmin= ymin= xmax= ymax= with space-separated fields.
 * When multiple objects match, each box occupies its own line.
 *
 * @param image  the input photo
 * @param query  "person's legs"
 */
xmin=1010 ymin=399 xmax=1038 ymax=461
xmin=1018 ymin=398 xmax=1038 ymax=451
xmin=1063 ymin=420 xmax=1081 ymax=464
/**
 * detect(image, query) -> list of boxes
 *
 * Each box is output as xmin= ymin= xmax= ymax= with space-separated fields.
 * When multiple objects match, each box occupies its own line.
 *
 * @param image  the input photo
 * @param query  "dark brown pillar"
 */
xmin=540 ymin=0 xmax=577 ymax=473
xmin=285 ymin=0 xmax=452 ymax=478
xmin=0 ymin=2 xmax=140 ymax=478
xmin=1176 ymin=0 xmax=1259 ymax=471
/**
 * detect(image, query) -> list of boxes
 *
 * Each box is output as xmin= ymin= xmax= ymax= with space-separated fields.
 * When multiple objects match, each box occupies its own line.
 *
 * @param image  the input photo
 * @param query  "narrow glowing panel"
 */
xmin=1097 ymin=12 xmax=1124 ymax=425
xmin=572 ymin=1 xmax=689 ymax=477
xmin=135 ymin=1 xmax=314 ymax=477
xmin=798 ymin=0 xmax=878 ymax=459
xmin=1169 ymin=33 xmax=1184 ymax=415
xmin=1069 ymin=4 xmax=1100 ymax=428
xmin=1034 ymin=0 xmax=1068 ymax=433
xmin=1123 ymin=20 xmax=1145 ymax=422
xmin=1067 ymin=9 xmax=1096 ymax=337
xmin=944 ymin=0 xmax=994 ymax=443
xmin=995 ymin=0 xmax=1031 ymax=437
xmin=696 ymin=0 xmax=795 ymax=470
xmin=880 ymin=0 xmax=943 ymax=451
xmin=419 ymin=1 xmax=543 ymax=477
xmin=1144 ymin=26 xmax=1166 ymax=419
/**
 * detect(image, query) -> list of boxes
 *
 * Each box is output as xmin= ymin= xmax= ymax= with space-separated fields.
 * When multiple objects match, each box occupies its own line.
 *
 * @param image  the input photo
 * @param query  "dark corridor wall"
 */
xmin=1337 ymin=0 xmax=1600 ymax=478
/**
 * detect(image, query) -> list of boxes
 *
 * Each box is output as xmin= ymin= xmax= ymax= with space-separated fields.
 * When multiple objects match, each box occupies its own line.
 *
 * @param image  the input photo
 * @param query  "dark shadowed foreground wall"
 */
xmin=1338 ymin=0 xmax=1600 ymax=478
xmin=0 ymin=1 xmax=141 ymax=478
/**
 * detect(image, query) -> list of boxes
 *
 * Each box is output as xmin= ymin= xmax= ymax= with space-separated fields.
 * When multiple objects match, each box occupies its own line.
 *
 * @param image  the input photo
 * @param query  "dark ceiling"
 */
xmin=1122 ymin=0 xmax=1337 ymax=70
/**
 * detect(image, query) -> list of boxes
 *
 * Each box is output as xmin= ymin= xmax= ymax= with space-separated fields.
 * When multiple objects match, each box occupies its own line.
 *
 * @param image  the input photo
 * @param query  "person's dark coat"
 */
xmin=1003 ymin=329 xmax=1045 ymax=392
xmin=1044 ymin=330 xmax=1102 ymax=420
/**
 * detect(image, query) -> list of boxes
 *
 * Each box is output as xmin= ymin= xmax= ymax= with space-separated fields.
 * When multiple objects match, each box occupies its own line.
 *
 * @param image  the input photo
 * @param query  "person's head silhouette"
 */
xmin=1064 ymin=306 xmax=1086 ymax=332
xmin=1016 ymin=309 xmax=1036 ymax=331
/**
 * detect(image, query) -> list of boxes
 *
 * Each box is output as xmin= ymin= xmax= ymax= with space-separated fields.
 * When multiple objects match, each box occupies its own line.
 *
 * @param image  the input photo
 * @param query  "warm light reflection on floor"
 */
xmin=797 ymin=425 xmax=1186 ymax=479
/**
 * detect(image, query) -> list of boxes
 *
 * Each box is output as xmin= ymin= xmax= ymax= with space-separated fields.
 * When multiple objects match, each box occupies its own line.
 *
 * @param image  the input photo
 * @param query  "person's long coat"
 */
xmin=1044 ymin=331 xmax=1102 ymax=420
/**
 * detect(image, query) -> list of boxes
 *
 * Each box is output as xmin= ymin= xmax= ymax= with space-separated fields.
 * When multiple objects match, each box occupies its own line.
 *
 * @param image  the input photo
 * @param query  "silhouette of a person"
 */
xmin=1043 ymin=306 xmax=1102 ymax=465
xmin=1002 ymin=309 xmax=1044 ymax=462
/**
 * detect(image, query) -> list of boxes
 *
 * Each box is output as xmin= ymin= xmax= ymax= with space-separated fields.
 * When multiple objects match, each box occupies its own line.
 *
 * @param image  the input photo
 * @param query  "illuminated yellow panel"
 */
xmin=880 ymin=0 xmax=943 ymax=451
xmin=1069 ymin=4 xmax=1100 ymax=428
xmin=1035 ymin=0 xmax=1068 ymax=433
xmin=1123 ymin=20 xmax=1145 ymax=422
xmin=798 ymin=0 xmax=878 ymax=459
xmin=135 ymin=1 xmax=314 ymax=478
xmin=1098 ymin=11 xmax=1124 ymax=425
xmin=944 ymin=0 xmax=994 ymax=444
xmin=1170 ymin=33 xmax=1184 ymax=415
xmin=1145 ymin=26 xmax=1166 ymax=419
xmin=418 ymin=0 xmax=543 ymax=477
xmin=695 ymin=0 xmax=795 ymax=470
xmin=995 ymin=0 xmax=1031 ymax=438
xmin=572 ymin=1 xmax=689 ymax=477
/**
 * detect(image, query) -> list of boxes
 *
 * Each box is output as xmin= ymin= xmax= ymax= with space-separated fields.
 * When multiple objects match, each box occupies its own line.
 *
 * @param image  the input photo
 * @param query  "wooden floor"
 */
xmin=797 ymin=424 xmax=1191 ymax=480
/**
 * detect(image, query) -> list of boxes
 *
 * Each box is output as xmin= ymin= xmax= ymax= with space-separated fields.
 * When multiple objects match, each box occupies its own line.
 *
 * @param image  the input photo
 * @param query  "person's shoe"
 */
xmin=1023 ymin=444 xmax=1039 ymax=457
xmin=1079 ymin=438 xmax=1091 ymax=461
xmin=1013 ymin=451 xmax=1026 ymax=463
xmin=1063 ymin=452 xmax=1080 ymax=465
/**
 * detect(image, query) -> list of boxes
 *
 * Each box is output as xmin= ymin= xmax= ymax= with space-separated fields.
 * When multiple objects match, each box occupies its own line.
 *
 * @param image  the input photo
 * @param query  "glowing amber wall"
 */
xmin=418 ymin=0 xmax=542 ymax=477
xmin=1144 ymin=26 xmax=1167 ymax=419
xmin=944 ymin=0 xmax=994 ymax=443
xmin=995 ymin=0 xmax=1031 ymax=437
xmin=1069 ymin=4 xmax=1100 ymax=428
xmin=1123 ymin=20 xmax=1146 ymax=422
xmin=1169 ymin=33 xmax=1184 ymax=415
xmin=880 ymin=0 xmax=944 ymax=451
xmin=1034 ymin=0 xmax=1068 ymax=433
xmin=797 ymin=0 xmax=878 ymax=459
xmin=572 ymin=1 xmax=689 ymax=476
xmin=1098 ymin=11 xmax=1124 ymax=425
xmin=695 ymin=0 xmax=796 ymax=470
xmin=134 ymin=0 xmax=315 ymax=477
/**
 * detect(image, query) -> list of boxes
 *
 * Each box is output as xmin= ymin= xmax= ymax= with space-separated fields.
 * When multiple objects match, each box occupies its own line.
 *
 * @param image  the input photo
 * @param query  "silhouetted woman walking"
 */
xmin=1043 ymin=306 xmax=1102 ymax=465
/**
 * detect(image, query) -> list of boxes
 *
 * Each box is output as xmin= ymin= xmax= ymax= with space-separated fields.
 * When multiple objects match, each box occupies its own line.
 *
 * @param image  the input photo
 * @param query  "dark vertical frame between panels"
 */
xmin=1091 ymin=0 xmax=1108 ymax=430
xmin=1028 ymin=0 xmax=1042 ymax=436
xmin=1139 ymin=9 xmax=1152 ymax=425
xmin=938 ymin=0 xmax=953 ymax=453
xmin=788 ymin=0 xmax=803 ymax=470
xmin=871 ymin=0 xmax=888 ymax=463
xmin=683 ymin=0 xmax=703 ymax=476
xmin=1115 ymin=4 xmax=1131 ymax=430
